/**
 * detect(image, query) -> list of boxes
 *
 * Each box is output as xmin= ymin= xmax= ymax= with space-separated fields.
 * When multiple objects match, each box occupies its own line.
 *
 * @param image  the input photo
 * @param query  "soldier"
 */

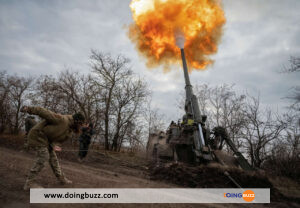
xmin=20 ymin=106 xmax=85 ymax=190
xmin=78 ymin=122 xmax=94 ymax=162
xmin=23 ymin=116 xmax=37 ymax=150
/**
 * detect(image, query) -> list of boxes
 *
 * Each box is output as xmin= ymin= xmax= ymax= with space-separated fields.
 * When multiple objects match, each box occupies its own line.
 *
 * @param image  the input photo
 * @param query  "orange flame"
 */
xmin=128 ymin=0 xmax=226 ymax=72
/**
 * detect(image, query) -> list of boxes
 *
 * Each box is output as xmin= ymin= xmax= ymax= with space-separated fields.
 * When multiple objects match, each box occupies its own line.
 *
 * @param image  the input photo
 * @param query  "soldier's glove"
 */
xmin=20 ymin=106 xmax=29 ymax=113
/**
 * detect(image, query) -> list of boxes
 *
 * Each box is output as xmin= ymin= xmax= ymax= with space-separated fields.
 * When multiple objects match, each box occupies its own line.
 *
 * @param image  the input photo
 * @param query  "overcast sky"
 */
xmin=0 ymin=0 xmax=299 ymax=121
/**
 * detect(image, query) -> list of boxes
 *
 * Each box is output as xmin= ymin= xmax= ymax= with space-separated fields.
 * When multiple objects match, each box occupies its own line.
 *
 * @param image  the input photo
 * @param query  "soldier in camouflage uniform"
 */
xmin=78 ymin=122 xmax=94 ymax=162
xmin=23 ymin=115 xmax=37 ymax=150
xmin=20 ymin=106 xmax=85 ymax=190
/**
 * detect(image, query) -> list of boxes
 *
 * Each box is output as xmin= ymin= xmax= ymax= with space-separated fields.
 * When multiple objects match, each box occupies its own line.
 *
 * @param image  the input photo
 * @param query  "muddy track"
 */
xmin=0 ymin=146 xmax=299 ymax=208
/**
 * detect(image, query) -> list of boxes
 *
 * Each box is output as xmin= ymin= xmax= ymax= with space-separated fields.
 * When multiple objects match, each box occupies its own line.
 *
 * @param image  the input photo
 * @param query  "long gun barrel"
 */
xmin=180 ymin=48 xmax=206 ymax=150
xmin=180 ymin=49 xmax=202 ymax=123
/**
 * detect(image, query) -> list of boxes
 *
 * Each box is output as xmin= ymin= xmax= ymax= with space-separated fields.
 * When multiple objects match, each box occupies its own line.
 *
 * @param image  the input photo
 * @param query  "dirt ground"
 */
xmin=0 ymin=135 xmax=299 ymax=208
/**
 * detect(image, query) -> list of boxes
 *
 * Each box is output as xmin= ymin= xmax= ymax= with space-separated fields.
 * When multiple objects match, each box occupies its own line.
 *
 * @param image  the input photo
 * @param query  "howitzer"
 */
xmin=145 ymin=35 xmax=254 ymax=190
xmin=177 ymin=47 xmax=253 ymax=170
xmin=146 ymin=43 xmax=253 ymax=172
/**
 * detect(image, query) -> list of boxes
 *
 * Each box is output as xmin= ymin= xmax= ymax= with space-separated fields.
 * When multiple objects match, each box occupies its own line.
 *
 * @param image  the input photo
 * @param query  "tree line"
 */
xmin=0 ymin=51 xmax=298 ymax=179
xmin=0 ymin=50 xmax=160 ymax=152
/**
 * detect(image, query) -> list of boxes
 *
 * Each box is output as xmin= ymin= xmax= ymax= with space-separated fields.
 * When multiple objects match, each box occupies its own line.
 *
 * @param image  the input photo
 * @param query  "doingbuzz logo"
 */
xmin=224 ymin=190 xmax=255 ymax=202
xmin=242 ymin=190 xmax=255 ymax=202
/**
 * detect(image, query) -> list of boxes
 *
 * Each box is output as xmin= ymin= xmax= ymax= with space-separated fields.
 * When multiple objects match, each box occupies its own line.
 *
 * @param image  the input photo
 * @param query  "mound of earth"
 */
xmin=149 ymin=162 xmax=298 ymax=203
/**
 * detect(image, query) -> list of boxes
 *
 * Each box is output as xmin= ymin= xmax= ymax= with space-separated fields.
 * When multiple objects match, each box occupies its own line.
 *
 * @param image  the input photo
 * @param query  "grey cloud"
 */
xmin=0 ymin=0 xmax=299 ymax=121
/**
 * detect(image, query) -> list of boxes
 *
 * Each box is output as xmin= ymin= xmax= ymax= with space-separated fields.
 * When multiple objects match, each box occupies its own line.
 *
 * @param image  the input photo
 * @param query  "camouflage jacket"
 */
xmin=26 ymin=107 xmax=75 ymax=147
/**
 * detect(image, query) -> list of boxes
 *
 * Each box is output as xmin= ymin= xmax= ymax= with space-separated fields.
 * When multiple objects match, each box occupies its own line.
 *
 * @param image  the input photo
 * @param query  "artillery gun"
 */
xmin=147 ymin=46 xmax=253 ymax=173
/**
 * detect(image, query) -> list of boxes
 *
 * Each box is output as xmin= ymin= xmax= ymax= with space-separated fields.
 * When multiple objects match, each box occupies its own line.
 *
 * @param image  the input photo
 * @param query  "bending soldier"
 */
xmin=21 ymin=106 xmax=85 ymax=190
xmin=78 ymin=122 xmax=94 ymax=162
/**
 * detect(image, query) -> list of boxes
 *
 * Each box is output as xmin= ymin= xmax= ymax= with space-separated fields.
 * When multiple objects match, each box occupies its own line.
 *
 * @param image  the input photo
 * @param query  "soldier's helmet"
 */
xmin=73 ymin=112 xmax=85 ymax=124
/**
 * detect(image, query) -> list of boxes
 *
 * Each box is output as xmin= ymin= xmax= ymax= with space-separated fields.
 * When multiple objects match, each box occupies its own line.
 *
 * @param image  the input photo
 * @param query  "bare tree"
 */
xmin=6 ymin=75 xmax=33 ymax=133
xmin=55 ymin=70 xmax=100 ymax=119
xmin=187 ymin=84 xmax=247 ymax=150
xmin=55 ymin=70 xmax=105 ymax=142
xmin=30 ymin=75 xmax=63 ymax=112
xmin=0 ymin=71 xmax=12 ymax=133
xmin=284 ymin=113 xmax=300 ymax=159
xmin=111 ymin=77 xmax=149 ymax=151
xmin=282 ymin=56 xmax=300 ymax=111
xmin=264 ymin=111 xmax=300 ymax=179
xmin=144 ymin=97 xmax=167 ymax=136
xmin=242 ymin=95 xmax=286 ymax=168
xmin=208 ymin=85 xmax=247 ymax=149
xmin=90 ymin=50 xmax=134 ymax=150
xmin=126 ymin=122 xmax=144 ymax=153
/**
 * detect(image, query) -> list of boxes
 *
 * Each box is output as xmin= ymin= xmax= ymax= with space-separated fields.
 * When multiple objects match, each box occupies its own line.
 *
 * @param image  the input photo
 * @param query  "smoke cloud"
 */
xmin=128 ymin=0 xmax=226 ymax=72
xmin=175 ymin=30 xmax=185 ymax=49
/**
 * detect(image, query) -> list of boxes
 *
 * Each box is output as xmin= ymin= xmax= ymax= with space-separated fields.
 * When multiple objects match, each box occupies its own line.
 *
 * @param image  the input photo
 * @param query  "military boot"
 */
xmin=24 ymin=179 xmax=43 ymax=191
xmin=58 ymin=175 xmax=73 ymax=185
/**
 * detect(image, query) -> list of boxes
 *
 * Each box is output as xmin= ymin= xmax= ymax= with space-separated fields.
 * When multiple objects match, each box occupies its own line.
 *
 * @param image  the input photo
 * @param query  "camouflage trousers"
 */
xmin=26 ymin=145 xmax=63 ymax=183
xmin=23 ymin=133 xmax=29 ymax=151
xmin=23 ymin=132 xmax=29 ymax=151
